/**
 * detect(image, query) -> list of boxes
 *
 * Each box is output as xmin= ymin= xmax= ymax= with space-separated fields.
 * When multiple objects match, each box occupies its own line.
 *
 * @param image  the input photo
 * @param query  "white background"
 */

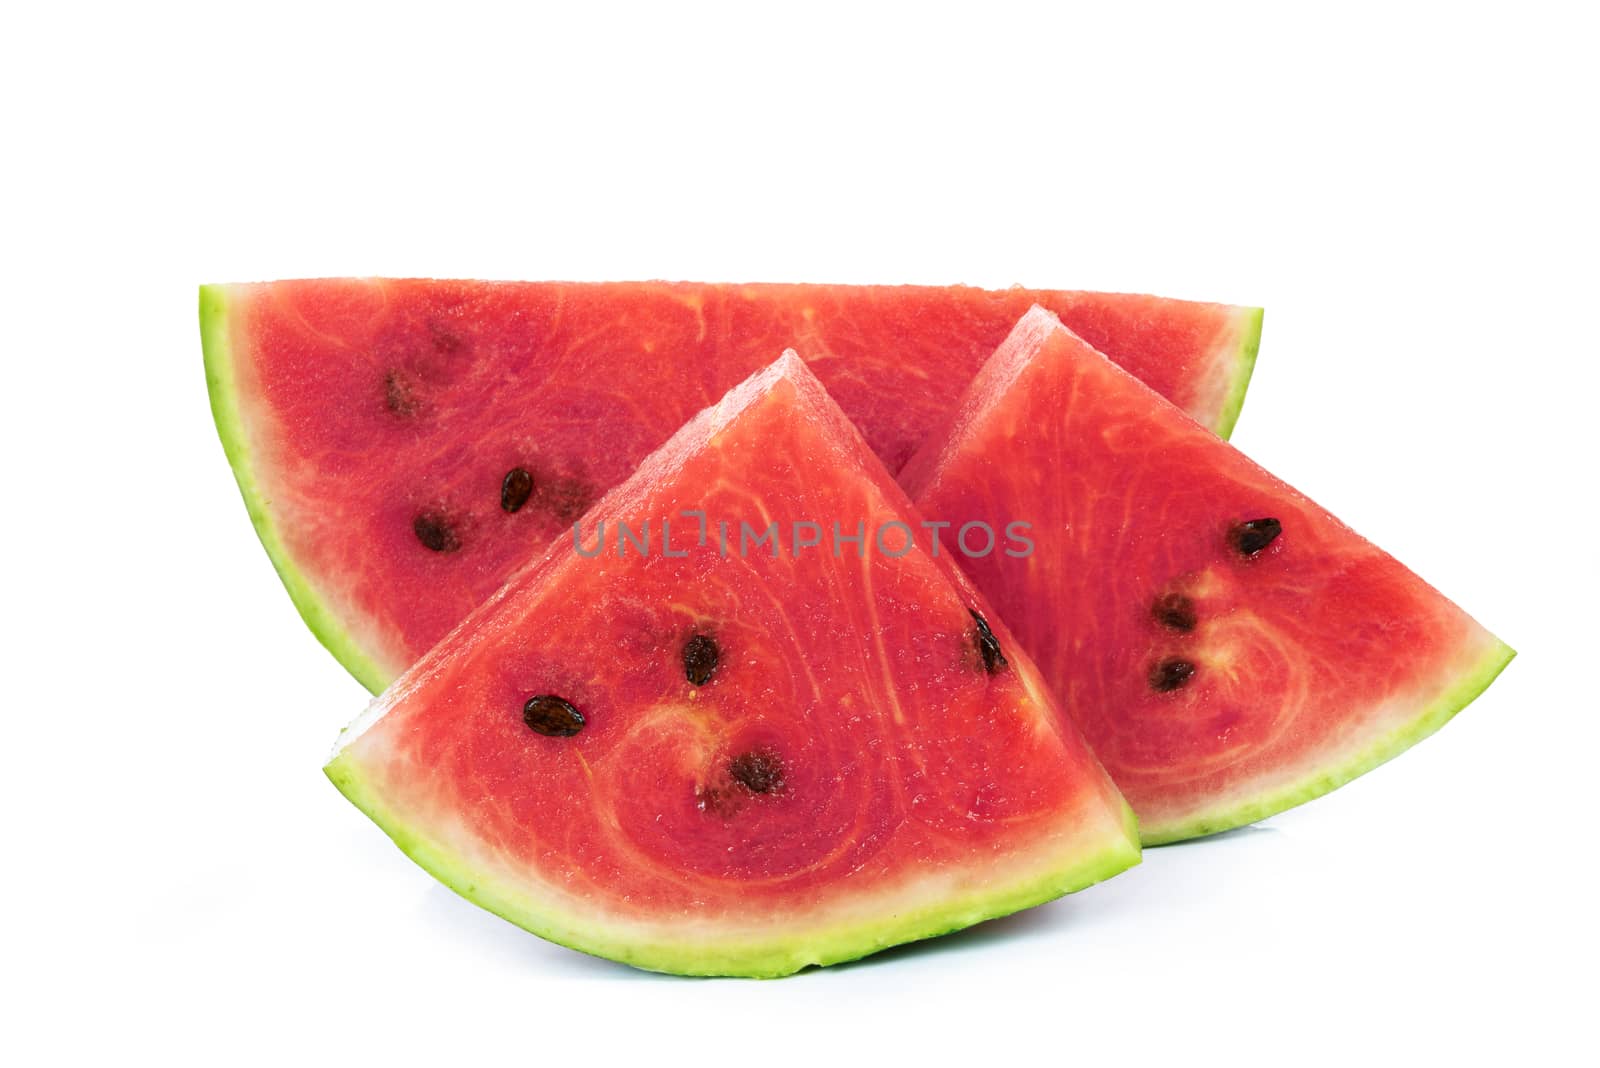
xmin=5 ymin=2 xmax=1595 ymax=1064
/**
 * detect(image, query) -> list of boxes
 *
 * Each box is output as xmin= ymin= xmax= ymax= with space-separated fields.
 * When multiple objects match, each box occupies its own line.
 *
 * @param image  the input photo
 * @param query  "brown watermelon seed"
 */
xmin=412 ymin=512 xmax=460 ymax=553
xmin=522 ymin=694 xmax=585 ymax=737
xmin=1149 ymin=658 xmax=1197 ymax=692
xmin=729 ymin=750 xmax=784 ymax=794
xmin=383 ymin=370 xmax=418 ymax=416
xmin=969 ymin=609 xmax=1008 ymax=674
xmin=1231 ymin=517 xmax=1283 ymax=557
xmin=682 ymin=633 xmax=720 ymax=686
xmin=1153 ymin=593 xmax=1198 ymax=632
xmin=500 ymin=468 xmax=534 ymax=513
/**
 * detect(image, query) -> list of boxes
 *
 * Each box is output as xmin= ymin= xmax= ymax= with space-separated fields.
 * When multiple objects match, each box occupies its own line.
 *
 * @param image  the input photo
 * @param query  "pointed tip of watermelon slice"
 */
xmin=1142 ymin=637 xmax=1515 ymax=846
xmin=200 ymin=284 xmax=393 ymax=694
xmin=1214 ymin=306 xmax=1264 ymax=440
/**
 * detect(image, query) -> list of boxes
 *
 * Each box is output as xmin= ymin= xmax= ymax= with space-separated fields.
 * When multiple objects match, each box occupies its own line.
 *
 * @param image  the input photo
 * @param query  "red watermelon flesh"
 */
xmin=201 ymin=279 xmax=1262 ymax=691
xmin=325 ymin=352 xmax=1140 ymax=977
xmin=899 ymin=307 xmax=1512 ymax=845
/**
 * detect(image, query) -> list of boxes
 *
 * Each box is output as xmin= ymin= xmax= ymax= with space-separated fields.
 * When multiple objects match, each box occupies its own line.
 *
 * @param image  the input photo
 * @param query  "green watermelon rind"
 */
xmin=324 ymin=751 xmax=1141 ymax=978
xmin=1143 ymin=638 xmax=1515 ymax=846
xmin=1214 ymin=306 xmax=1264 ymax=440
xmin=200 ymin=286 xmax=392 ymax=693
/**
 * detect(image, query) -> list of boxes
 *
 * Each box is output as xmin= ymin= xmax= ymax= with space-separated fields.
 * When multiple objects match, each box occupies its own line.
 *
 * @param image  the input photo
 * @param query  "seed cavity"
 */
xmin=383 ymin=370 xmax=418 ymax=416
xmin=542 ymin=477 xmax=595 ymax=524
xmin=728 ymin=750 xmax=784 ymax=794
xmin=1231 ymin=517 xmax=1283 ymax=557
xmin=682 ymin=633 xmax=720 ymax=686
xmin=1149 ymin=658 xmax=1197 ymax=693
xmin=412 ymin=512 xmax=460 ymax=553
xmin=1152 ymin=593 xmax=1198 ymax=632
xmin=522 ymin=694 xmax=585 ymax=737
xmin=429 ymin=322 xmax=463 ymax=354
xmin=970 ymin=609 xmax=1008 ymax=674
xmin=500 ymin=468 xmax=535 ymax=513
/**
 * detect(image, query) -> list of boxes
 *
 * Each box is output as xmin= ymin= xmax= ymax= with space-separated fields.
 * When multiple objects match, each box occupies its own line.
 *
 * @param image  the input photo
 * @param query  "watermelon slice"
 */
xmin=201 ymin=279 xmax=1261 ymax=690
xmin=899 ymin=308 xmax=1513 ymax=844
xmin=326 ymin=352 xmax=1140 ymax=976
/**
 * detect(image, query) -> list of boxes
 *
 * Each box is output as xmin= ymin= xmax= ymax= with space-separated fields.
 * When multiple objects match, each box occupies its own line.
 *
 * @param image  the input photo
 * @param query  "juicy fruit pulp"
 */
xmin=201 ymin=279 xmax=1262 ymax=690
xmin=326 ymin=352 xmax=1140 ymax=977
xmin=900 ymin=308 xmax=1513 ymax=844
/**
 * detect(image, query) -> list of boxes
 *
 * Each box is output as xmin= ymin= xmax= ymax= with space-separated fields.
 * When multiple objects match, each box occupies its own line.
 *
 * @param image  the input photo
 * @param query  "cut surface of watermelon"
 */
xmin=202 ymin=279 xmax=1261 ymax=690
xmin=899 ymin=308 xmax=1512 ymax=844
xmin=326 ymin=351 xmax=1139 ymax=976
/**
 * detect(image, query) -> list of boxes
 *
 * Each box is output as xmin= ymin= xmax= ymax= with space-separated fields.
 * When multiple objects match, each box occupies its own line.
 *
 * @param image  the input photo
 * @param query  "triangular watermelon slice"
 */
xmin=326 ymin=351 xmax=1140 ymax=977
xmin=202 ymin=279 xmax=1261 ymax=690
xmin=900 ymin=308 xmax=1513 ymax=844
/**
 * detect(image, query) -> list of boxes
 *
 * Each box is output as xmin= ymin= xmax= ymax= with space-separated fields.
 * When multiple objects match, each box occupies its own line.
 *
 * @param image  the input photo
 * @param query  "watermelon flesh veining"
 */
xmin=201 ymin=279 xmax=1262 ymax=691
xmin=326 ymin=352 xmax=1139 ymax=977
xmin=899 ymin=308 xmax=1513 ymax=844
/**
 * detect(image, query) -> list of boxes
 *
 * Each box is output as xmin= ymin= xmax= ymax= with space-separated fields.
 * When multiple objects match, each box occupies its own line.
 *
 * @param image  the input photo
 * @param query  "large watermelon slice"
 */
xmin=201 ymin=279 xmax=1261 ymax=690
xmin=899 ymin=308 xmax=1513 ymax=845
xmin=326 ymin=352 xmax=1140 ymax=976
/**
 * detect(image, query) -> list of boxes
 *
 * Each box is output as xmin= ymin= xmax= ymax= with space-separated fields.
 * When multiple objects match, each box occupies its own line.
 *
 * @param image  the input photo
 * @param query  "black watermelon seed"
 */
xmin=1152 ymin=593 xmax=1198 ymax=632
xmin=412 ymin=512 xmax=460 ymax=553
xmin=500 ymin=468 xmax=535 ymax=513
xmin=522 ymin=694 xmax=585 ymax=737
xmin=728 ymin=750 xmax=784 ymax=794
xmin=1231 ymin=517 xmax=1283 ymax=557
xmin=1149 ymin=658 xmax=1197 ymax=693
xmin=682 ymin=634 xmax=720 ymax=686
xmin=383 ymin=370 xmax=418 ymax=416
xmin=970 ymin=609 xmax=1008 ymax=674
